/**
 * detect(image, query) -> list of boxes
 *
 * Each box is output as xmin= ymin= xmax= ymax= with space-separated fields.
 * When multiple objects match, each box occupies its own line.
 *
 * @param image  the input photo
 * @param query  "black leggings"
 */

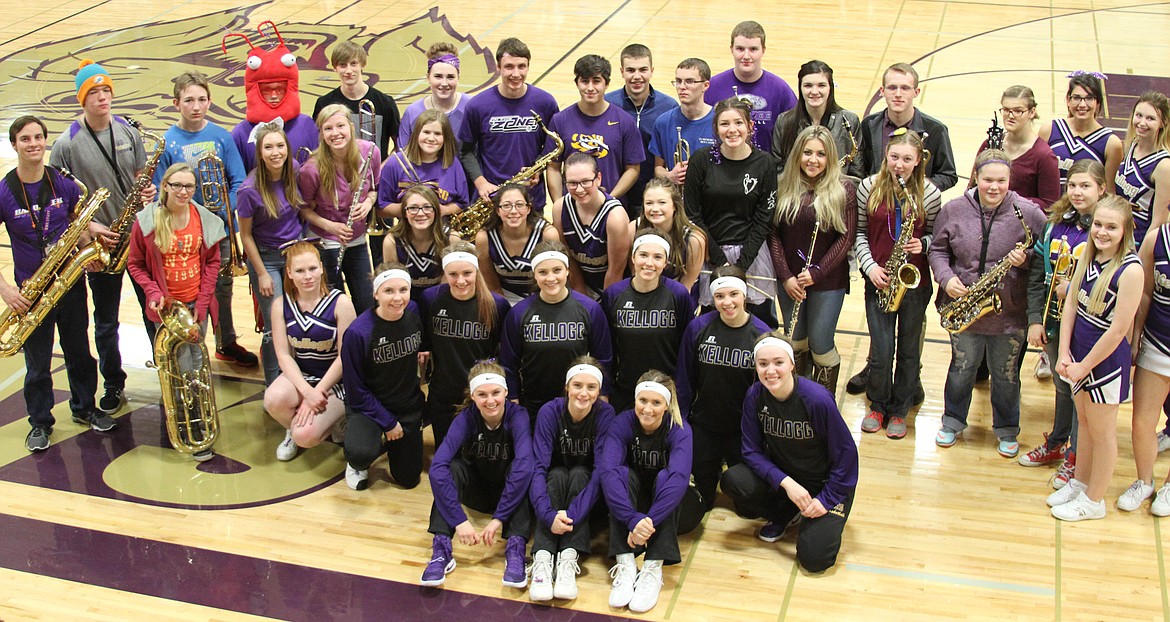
xmin=344 ymin=408 xmax=423 ymax=489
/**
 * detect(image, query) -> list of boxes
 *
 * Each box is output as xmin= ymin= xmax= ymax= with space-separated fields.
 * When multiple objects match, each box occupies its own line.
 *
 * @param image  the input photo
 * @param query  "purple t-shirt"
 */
xmin=0 ymin=168 xmax=81 ymax=284
xmin=236 ymin=174 xmax=304 ymax=250
xmin=704 ymin=69 xmax=797 ymax=153
xmin=376 ymin=154 xmax=470 ymax=208
xmin=232 ymin=114 xmax=321 ymax=173
xmin=458 ymin=85 xmax=561 ymax=209
xmin=298 ymin=140 xmax=383 ymax=242
xmin=550 ymin=103 xmax=646 ymax=202
xmin=397 ymin=94 xmax=474 ymax=152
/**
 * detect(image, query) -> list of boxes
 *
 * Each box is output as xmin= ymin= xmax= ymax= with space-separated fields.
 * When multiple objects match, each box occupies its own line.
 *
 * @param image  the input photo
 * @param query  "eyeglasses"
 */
xmin=498 ymin=202 xmax=528 ymax=212
xmin=671 ymin=78 xmax=703 ymax=89
xmin=1069 ymin=94 xmax=1097 ymax=103
xmin=565 ymin=178 xmax=597 ymax=190
xmin=1000 ymin=107 xmax=1032 ymax=118
xmin=405 ymin=205 xmax=434 ymax=214
xmin=166 ymin=182 xmax=196 ymax=192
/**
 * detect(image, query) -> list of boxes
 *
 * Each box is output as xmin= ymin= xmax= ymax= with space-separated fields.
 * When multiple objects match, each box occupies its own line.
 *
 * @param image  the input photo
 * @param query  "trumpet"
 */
xmin=196 ymin=151 xmax=247 ymax=277
xmin=0 ymin=170 xmax=111 ymax=356
xmin=1044 ymin=235 xmax=1074 ymax=328
xmin=147 ymin=299 xmax=219 ymax=455
xmin=673 ymin=126 xmax=690 ymax=168
xmin=335 ymin=148 xmax=375 ymax=268
xmin=787 ymin=220 xmax=820 ymax=337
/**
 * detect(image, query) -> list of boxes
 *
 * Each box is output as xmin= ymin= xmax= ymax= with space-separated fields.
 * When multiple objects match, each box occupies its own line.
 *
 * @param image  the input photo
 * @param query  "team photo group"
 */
xmin=3 ymin=13 xmax=1170 ymax=613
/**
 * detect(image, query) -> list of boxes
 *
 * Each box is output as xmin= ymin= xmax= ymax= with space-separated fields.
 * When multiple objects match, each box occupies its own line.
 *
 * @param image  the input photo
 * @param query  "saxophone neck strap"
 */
xmin=83 ymin=119 xmax=129 ymax=195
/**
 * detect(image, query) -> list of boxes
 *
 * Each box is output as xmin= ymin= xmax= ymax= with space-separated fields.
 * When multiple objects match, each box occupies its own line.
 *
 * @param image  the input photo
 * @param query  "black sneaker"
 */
xmin=98 ymin=388 xmax=125 ymax=414
xmin=845 ymin=368 xmax=869 ymax=395
xmin=73 ymin=410 xmax=117 ymax=432
xmin=25 ymin=426 xmax=51 ymax=452
xmin=215 ymin=341 xmax=259 ymax=367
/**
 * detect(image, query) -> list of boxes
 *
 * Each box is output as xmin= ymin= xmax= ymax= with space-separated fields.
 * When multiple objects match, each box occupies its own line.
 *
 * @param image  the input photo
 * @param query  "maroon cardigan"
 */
xmin=768 ymin=180 xmax=858 ymax=291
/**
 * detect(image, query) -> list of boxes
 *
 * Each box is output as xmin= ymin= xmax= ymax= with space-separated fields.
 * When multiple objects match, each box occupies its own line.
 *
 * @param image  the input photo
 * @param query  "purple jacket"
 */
xmin=928 ymin=189 xmax=1046 ymax=334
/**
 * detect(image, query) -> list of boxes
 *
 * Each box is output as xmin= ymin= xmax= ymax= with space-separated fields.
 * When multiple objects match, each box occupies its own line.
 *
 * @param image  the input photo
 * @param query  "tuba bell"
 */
xmin=147 ymin=299 xmax=219 ymax=454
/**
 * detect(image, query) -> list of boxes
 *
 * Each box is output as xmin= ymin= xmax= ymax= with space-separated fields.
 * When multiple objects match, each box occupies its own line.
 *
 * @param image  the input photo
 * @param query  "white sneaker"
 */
xmin=345 ymin=464 xmax=369 ymax=490
xmin=276 ymin=429 xmax=298 ymax=461
xmin=554 ymin=548 xmax=580 ymax=600
xmin=608 ymin=554 xmax=637 ymax=608
xmin=1051 ymin=491 xmax=1107 ymax=521
xmin=628 ymin=559 xmax=664 ymax=613
xmin=1034 ymin=352 xmax=1052 ymax=379
xmin=1159 ymin=431 xmax=1170 ymax=454
xmin=1118 ymin=479 xmax=1156 ymax=512
xmin=1046 ymin=478 xmax=1087 ymax=507
xmin=1152 ymin=484 xmax=1170 ymax=517
xmin=528 ymin=550 xmax=553 ymax=602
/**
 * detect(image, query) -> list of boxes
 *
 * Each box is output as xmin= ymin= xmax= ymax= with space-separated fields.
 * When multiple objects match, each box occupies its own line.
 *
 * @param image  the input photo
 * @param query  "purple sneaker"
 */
xmin=420 ymin=535 xmax=455 ymax=586
xmin=502 ymin=536 xmax=528 ymax=588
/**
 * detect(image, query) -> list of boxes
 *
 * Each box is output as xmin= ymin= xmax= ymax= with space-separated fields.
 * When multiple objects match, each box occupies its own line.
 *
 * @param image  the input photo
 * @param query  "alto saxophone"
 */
xmin=876 ymin=176 xmax=922 ymax=313
xmin=335 ymin=147 xmax=375 ymax=269
xmin=839 ymin=116 xmax=858 ymax=167
xmin=1043 ymin=235 xmax=1075 ymax=330
xmin=938 ymin=204 xmax=1033 ymax=333
xmin=449 ymin=111 xmax=564 ymax=240
xmin=104 ymin=118 xmax=166 ymax=274
xmin=146 ymin=299 xmax=219 ymax=454
xmin=195 ymin=151 xmax=247 ymax=277
xmin=0 ymin=170 xmax=111 ymax=356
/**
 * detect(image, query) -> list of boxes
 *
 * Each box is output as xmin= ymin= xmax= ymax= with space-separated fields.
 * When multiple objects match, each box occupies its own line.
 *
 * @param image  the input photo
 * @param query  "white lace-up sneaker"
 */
xmin=1117 ymin=479 xmax=1155 ymax=512
xmin=1046 ymin=478 xmax=1087 ymax=507
xmin=527 ymin=550 xmax=553 ymax=601
xmin=608 ymin=553 xmax=637 ymax=608
xmin=628 ymin=559 xmax=664 ymax=613
xmin=554 ymin=548 xmax=580 ymax=599
xmin=276 ymin=429 xmax=298 ymax=461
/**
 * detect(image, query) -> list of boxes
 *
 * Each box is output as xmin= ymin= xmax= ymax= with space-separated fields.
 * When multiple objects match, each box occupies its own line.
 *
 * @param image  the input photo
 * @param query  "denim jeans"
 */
xmin=777 ymin=287 xmax=847 ymax=356
xmin=213 ymin=225 xmax=237 ymax=349
xmin=320 ymin=241 xmax=373 ymax=315
xmin=943 ymin=329 xmax=1026 ymax=440
xmin=1044 ymin=337 xmax=1078 ymax=450
xmin=247 ymin=245 xmax=287 ymax=385
xmin=863 ymin=279 xmax=932 ymax=418
xmin=86 ymin=270 xmax=130 ymax=392
xmin=24 ymin=281 xmax=97 ymax=427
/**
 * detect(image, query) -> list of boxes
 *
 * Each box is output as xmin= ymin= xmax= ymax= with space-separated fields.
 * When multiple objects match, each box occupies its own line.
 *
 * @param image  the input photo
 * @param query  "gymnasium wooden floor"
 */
xmin=1 ymin=0 xmax=1170 ymax=620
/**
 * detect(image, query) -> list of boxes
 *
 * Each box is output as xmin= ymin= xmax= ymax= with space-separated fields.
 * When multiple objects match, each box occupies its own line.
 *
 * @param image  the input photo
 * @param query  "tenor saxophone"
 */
xmin=449 ymin=111 xmax=564 ymax=240
xmin=146 ymin=299 xmax=219 ymax=454
xmin=0 ymin=170 xmax=111 ymax=356
xmin=195 ymin=151 xmax=247 ymax=277
xmin=104 ymin=118 xmax=166 ymax=274
xmin=876 ymin=176 xmax=922 ymax=313
xmin=938 ymin=204 xmax=1033 ymax=333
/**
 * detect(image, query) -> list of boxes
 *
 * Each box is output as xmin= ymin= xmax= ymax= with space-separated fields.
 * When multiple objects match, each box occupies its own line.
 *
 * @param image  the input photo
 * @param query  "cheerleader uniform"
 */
xmin=390 ymin=236 xmax=443 ymax=304
xmin=599 ymin=411 xmax=693 ymax=565
xmin=675 ymin=311 xmax=770 ymax=512
xmin=488 ymin=220 xmax=548 ymax=305
xmin=1047 ymin=118 xmax=1114 ymax=188
xmin=720 ymin=379 xmax=859 ymax=573
xmin=340 ymin=301 xmax=427 ymax=488
xmin=1070 ymin=253 xmax=1141 ymax=403
xmin=420 ymin=284 xmax=511 ymax=447
xmin=1139 ymin=223 xmax=1170 ymax=375
xmin=561 ymin=193 xmax=624 ymax=298
xmin=600 ymin=277 xmax=696 ymax=412
xmin=499 ymin=291 xmax=613 ymax=419
xmin=1115 ymin=143 xmax=1170 ymax=246
xmin=530 ymin=397 xmax=616 ymax=556
xmin=284 ymin=288 xmax=346 ymax=400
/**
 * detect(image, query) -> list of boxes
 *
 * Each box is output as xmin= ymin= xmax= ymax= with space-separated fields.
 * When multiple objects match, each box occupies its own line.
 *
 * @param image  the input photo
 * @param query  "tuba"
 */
xmin=0 ymin=170 xmax=111 ymax=356
xmin=938 ymin=204 xmax=1033 ymax=333
xmin=147 ymin=299 xmax=219 ymax=454
xmin=876 ymin=176 xmax=922 ymax=313
xmin=104 ymin=118 xmax=166 ymax=274
xmin=1044 ymin=235 xmax=1075 ymax=329
xmin=195 ymin=151 xmax=247 ymax=277
xmin=449 ymin=111 xmax=564 ymax=240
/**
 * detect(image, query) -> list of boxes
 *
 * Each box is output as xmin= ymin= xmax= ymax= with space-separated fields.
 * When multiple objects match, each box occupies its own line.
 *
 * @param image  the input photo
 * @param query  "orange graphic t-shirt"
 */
xmin=162 ymin=206 xmax=204 ymax=303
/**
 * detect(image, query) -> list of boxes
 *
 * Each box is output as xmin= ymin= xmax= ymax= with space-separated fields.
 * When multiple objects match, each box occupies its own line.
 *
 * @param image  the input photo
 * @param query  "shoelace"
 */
xmin=609 ymin=563 xmax=635 ymax=587
xmin=634 ymin=567 xmax=663 ymax=590
xmin=527 ymin=557 xmax=552 ymax=582
xmin=557 ymin=556 xmax=580 ymax=578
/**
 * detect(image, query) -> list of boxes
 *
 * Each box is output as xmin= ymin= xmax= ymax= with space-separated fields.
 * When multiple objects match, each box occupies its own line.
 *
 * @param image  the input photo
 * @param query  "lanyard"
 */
xmin=976 ymin=198 xmax=1000 ymax=273
xmin=3 ymin=169 xmax=56 ymax=256
xmin=84 ymin=120 xmax=129 ymax=195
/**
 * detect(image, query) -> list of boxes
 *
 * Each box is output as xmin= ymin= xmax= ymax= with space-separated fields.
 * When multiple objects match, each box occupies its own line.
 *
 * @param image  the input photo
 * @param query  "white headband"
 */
xmin=710 ymin=276 xmax=747 ymax=295
xmin=469 ymin=372 xmax=507 ymax=393
xmin=531 ymin=250 xmax=569 ymax=269
xmin=753 ymin=337 xmax=795 ymax=364
xmin=632 ymin=234 xmax=671 ymax=256
xmin=565 ymin=364 xmax=604 ymax=385
xmin=442 ymin=251 xmax=479 ymax=270
xmin=635 ymin=381 xmax=672 ymax=403
xmin=373 ymin=269 xmax=411 ymax=292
